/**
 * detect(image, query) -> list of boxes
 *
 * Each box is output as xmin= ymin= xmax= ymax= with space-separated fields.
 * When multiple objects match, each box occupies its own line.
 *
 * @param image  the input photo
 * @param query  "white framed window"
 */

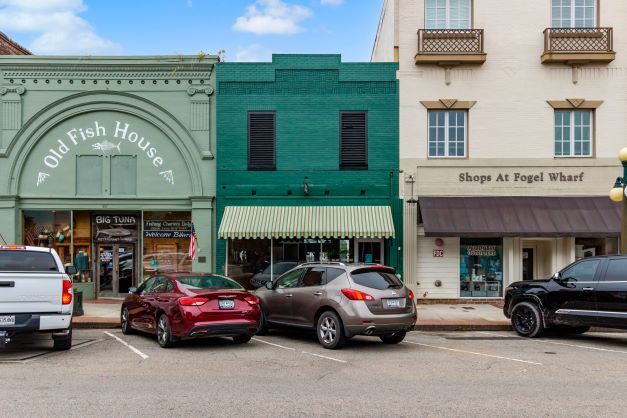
xmin=428 ymin=110 xmax=467 ymax=158
xmin=426 ymin=0 xmax=471 ymax=30
xmin=554 ymin=110 xmax=593 ymax=157
xmin=551 ymin=0 xmax=596 ymax=28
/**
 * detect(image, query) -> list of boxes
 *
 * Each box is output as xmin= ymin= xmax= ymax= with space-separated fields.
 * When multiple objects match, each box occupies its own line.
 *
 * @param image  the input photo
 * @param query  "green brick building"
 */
xmin=216 ymin=54 xmax=402 ymax=285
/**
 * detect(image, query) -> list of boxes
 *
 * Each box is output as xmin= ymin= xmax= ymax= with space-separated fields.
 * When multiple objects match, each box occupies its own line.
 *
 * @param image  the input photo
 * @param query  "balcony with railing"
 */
xmin=542 ymin=27 xmax=615 ymax=64
xmin=415 ymin=29 xmax=486 ymax=65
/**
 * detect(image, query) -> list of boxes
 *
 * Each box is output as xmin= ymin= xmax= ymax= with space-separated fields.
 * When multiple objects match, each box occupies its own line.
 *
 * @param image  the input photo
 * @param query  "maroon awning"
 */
xmin=420 ymin=196 xmax=621 ymax=237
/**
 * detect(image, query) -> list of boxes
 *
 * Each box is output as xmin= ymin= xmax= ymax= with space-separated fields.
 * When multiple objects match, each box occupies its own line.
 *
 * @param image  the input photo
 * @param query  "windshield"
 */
xmin=0 ymin=251 xmax=58 ymax=272
xmin=350 ymin=268 xmax=402 ymax=290
xmin=262 ymin=262 xmax=296 ymax=275
xmin=177 ymin=275 xmax=243 ymax=290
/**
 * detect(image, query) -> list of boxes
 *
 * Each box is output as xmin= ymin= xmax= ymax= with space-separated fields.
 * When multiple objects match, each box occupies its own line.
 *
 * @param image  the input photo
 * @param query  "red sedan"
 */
xmin=121 ymin=273 xmax=261 ymax=348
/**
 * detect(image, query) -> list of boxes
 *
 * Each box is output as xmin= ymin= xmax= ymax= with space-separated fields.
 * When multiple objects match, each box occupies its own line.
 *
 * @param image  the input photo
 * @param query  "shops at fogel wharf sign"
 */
xmin=458 ymin=171 xmax=585 ymax=185
xmin=36 ymin=120 xmax=175 ymax=187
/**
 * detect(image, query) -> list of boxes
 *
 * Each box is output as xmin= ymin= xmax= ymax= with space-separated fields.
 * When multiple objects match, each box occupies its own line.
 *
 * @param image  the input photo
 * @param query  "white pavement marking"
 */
xmin=252 ymin=337 xmax=296 ymax=350
xmin=403 ymin=340 xmax=543 ymax=366
xmin=69 ymin=339 xmax=102 ymax=351
xmin=104 ymin=332 xmax=149 ymax=360
xmin=302 ymin=351 xmax=347 ymax=364
xmin=479 ymin=331 xmax=627 ymax=355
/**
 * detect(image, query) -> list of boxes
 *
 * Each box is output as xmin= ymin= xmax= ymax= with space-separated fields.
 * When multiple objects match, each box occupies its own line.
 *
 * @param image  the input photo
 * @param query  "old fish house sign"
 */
xmin=35 ymin=118 xmax=176 ymax=188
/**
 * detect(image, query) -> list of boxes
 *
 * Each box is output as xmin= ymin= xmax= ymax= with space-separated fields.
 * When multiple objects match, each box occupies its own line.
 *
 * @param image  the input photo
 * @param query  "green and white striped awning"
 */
xmin=219 ymin=206 xmax=395 ymax=240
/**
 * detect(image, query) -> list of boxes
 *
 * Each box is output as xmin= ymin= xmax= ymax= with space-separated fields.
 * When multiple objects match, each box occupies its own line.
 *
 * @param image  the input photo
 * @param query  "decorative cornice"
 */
xmin=547 ymin=99 xmax=604 ymax=109
xmin=1 ymin=63 xmax=214 ymax=80
xmin=420 ymin=99 xmax=477 ymax=110
xmin=187 ymin=86 xmax=214 ymax=96
xmin=0 ymin=85 xmax=25 ymax=95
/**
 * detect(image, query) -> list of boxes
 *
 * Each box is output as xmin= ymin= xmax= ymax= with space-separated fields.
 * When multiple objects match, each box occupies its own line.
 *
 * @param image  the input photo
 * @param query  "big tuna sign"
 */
xmin=36 ymin=120 xmax=175 ymax=187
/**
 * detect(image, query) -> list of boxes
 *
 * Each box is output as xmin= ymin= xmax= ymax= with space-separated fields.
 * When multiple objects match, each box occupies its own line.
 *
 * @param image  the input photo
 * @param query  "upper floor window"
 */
xmin=340 ymin=111 xmax=368 ymax=170
xmin=554 ymin=110 xmax=592 ymax=157
xmin=248 ymin=112 xmax=276 ymax=170
xmin=426 ymin=0 xmax=471 ymax=30
xmin=428 ymin=110 xmax=466 ymax=158
xmin=552 ymin=0 xmax=596 ymax=28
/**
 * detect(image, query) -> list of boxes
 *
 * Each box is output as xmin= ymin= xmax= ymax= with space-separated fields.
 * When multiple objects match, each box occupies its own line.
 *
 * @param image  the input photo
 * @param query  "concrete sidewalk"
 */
xmin=72 ymin=300 xmax=511 ymax=330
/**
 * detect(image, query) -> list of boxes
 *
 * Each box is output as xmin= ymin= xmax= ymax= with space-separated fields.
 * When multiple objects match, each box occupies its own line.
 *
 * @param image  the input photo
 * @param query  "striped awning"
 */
xmin=219 ymin=206 xmax=395 ymax=239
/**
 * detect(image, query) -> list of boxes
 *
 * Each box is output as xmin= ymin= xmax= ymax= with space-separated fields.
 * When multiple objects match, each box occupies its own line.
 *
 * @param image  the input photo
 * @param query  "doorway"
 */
xmin=355 ymin=239 xmax=384 ymax=264
xmin=522 ymin=247 xmax=535 ymax=281
xmin=97 ymin=244 xmax=135 ymax=297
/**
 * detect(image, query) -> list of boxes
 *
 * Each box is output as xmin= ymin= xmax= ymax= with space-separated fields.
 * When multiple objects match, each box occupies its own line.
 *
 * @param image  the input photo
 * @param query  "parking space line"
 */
xmin=302 ymin=351 xmax=347 ymax=364
xmin=70 ymin=339 xmax=103 ymax=351
xmin=252 ymin=337 xmax=296 ymax=351
xmin=479 ymin=331 xmax=627 ymax=355
xmin=104 ymin=332 xmax=149 ymax=360
xmin=403 ymin=340 xmax=543 ymax=366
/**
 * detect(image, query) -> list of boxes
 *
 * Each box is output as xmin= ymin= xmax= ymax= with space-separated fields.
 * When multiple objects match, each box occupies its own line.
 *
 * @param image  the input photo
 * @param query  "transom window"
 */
xmin=428 ymin=110 xmax=467 ymax=158
xmin=554 ymin=110 xmax=593 ymax=157
xmin=426 ymin=0 xmax=471 ymax=30
xmin=551 ymin=0 xmax=596 ymax=28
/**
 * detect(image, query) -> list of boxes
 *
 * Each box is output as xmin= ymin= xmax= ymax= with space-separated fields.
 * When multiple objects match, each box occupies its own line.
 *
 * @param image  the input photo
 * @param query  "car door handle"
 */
xmin=285 ymin=294 xmax=293 ymax=298
xmin=0 ymin=281 xmax=15 ymax=287
xmin=583 ymin=287 xmax=595 ymax=292
xmin=313 ymin=292 xmax=323 ymax=296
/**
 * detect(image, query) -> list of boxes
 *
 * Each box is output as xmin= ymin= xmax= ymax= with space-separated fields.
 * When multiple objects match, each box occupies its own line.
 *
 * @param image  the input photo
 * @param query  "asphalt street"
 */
xmin=2 ymin=328 xmax=627 ymax=417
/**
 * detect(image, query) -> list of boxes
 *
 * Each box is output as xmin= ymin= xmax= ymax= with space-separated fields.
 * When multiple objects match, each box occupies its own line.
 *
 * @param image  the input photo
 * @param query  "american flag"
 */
xmin=188 ymin=223 xmax=199 ymax=260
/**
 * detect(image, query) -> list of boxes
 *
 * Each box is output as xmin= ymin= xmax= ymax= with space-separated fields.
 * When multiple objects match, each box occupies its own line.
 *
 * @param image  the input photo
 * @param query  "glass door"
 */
xmin=97 ymin=245 xmax=115 ymax=295
xmin=355 ymin=239 xmax=383 ymax=264
xmin=97 ymin=244 xmax=135 ymax=296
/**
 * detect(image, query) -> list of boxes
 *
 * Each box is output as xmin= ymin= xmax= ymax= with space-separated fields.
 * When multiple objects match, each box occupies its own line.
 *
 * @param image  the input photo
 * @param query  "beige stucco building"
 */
xmin=373 ymin=0 xmax=627 ymax=300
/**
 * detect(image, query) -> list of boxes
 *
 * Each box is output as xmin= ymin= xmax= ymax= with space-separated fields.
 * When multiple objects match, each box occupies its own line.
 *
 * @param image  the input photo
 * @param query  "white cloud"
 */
xmin=233 ymin=0 xmax=313 ymax=36
xmin=235 ymin=44 xmax=272 ymax=62
xmin=320 ymin=0 xmax=344 ymax=5
xmin=0 ymin=0 xmax=122 ymax=55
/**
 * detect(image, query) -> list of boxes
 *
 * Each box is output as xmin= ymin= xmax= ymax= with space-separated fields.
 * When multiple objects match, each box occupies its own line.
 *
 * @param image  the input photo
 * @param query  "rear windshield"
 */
xmin=350 ymin=268 xmax=402 ymax=290
xmin=0 ymin=250 xmax=58 ymax=272
xmin=177 ymin=275 xmax=242 ymax=290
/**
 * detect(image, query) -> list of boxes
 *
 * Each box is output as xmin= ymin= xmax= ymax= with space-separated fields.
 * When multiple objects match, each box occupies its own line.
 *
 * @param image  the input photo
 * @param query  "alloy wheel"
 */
xmin=320 ymin=317 xmax=337 ymax=344
xmin=121 ymin=309 xmax=128 ymax=329
xmin=157 ymin=316 xmax=168 ymax=345
xmin=513 ymin=306 xmax=536 ymax=334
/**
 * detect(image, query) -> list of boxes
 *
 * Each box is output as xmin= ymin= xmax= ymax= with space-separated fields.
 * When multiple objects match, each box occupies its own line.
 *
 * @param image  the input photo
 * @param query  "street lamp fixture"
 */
xmin=609 ymin=147 xmax=627 ymax=254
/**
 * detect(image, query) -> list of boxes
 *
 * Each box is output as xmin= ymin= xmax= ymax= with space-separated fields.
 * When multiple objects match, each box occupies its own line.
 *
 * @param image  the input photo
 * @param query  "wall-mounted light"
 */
xmin=303 ymin=177 xmax=309 ymax=196
xmin=435 ymin=238 xmax=444 ymax=247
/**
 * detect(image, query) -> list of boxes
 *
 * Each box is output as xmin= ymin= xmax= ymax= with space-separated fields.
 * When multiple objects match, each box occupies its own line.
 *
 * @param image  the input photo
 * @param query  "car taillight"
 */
xmin=244 ymin=296 xmax=259 ymax=305
xmin=179 ymin=297 xmax=208 ymax=306
xmin=62 ymin=279 xmax=72 ymax=305
xmin=408 ymin=289 xmax=414 ymax=300
xmin=341 ymin=288 xmax=375 ymax=301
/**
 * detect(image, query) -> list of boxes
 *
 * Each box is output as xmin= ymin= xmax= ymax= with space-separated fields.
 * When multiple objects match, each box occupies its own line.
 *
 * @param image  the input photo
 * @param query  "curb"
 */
xmin=72 ymin=318 xmax=120 ymax=329
xmin=414 ymin=324 xmax=512 ymax=331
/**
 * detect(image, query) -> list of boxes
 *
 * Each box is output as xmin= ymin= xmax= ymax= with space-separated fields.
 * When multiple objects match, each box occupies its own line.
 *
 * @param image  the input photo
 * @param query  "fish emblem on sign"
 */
xmin=92 ymin=141 xmax=122 ymax=153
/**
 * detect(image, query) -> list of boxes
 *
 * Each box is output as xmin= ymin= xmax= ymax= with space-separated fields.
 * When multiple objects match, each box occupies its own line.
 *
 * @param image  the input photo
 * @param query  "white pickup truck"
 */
xmin=0 ymin=245 xmax=75 ymax=350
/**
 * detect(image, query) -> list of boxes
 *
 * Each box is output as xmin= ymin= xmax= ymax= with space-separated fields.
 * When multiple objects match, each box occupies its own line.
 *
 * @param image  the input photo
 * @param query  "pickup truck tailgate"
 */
xmin=0 ymin=273 xmax=66 ymax=313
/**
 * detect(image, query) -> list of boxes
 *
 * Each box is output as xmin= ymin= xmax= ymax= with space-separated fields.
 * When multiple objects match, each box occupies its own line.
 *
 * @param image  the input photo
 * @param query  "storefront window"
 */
xmin=460 ymin=238 xmax=503 ymax=298
xmin=23 ymin=211 xmax=72 ymax=264
xmin=575 ymin=237 xmax=618 ymax=259
xmin=143 ymin=211 xmax=192 ymax=281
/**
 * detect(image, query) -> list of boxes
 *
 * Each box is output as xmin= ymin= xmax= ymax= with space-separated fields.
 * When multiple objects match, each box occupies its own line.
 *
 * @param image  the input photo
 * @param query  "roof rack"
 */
xmin=298 ymin=261 xmax=346 ymax=266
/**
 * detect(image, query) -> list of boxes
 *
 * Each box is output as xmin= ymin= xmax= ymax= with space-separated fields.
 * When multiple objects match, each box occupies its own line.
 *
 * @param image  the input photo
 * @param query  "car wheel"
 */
xmin=233 ymin=334 xmax=252 ymax=344
xmin=551 ymin=325 xmax=591 ymax=336
xmin=52 ymin=327 xmax=72 ymax=351
xmin=121 ymin=307 xmax=134 ymax=335
xmin=156 ymin=314 xmax=176 ymax=348
xmin=511 ymin=301 xmax=544 ymax=338
xmin=256 ymin=308 xmax=269 ymax=336
xmin=317 ymin=311 xmax=346 ymax=350
xmin=379 ymin=330 xmax=407 ymax=344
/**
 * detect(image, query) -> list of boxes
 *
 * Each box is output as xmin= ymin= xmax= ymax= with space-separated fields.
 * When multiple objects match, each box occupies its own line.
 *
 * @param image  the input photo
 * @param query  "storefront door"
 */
xmin=355 ymin=239 xmax=384 ymax=264
xmin=97 ymin=244 xmax=135 ymax=297
xmin=522 ymin=248 xmax=535 ymax=281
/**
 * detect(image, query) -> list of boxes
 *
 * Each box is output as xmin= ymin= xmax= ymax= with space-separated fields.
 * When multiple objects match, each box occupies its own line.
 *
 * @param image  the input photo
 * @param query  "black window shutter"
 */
xmin=248 ymin=112 xmax=276 ymax=170
xmin=340 ymin=111 xmax=367 ymax=170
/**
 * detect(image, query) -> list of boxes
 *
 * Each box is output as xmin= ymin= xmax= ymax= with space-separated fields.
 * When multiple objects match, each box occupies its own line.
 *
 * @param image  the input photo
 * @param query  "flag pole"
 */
xmin=270 ymin=237 xmax=274 ymax=283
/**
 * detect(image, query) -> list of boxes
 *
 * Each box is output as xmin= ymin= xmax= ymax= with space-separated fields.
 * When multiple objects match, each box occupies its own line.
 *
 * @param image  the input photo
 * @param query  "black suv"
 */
xmin=504 ymin=256 xmax=627 ymax=337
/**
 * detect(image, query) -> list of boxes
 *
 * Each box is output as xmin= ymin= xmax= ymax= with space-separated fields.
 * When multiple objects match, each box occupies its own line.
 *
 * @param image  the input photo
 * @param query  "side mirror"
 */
xmin=65 ymin=265 xmax=78 ymax=275
xmin=265 ymin=281 xmax=273 ymax=290
xmin=128 ymin=287 xmax=137 ymax=294
xmin=552 ymin=272 xmax=562 ymax=281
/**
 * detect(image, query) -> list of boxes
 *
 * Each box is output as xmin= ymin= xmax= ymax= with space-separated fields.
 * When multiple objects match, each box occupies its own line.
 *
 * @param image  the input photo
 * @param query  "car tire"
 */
xmin=511 ymin=301 xmax=544 ymax=338
xmin=233 ymin=334 xmax=252 ymax=344
xmin=121 ymin=307 xmax=134 ymax=335
xmin=156 ymin=314 xmax=176 ymax=348
xmin=52 ymin=327 xmax=72 ymax=351
xmin=256 ymin=308 xmax=269 ymax=336
xmin=379 ymin=330 xmax=407 ymax=344
xmin=551 ymin=325 xmax=591 ymax=336
xmin=317 ymin=311 xmax=346 ymax=350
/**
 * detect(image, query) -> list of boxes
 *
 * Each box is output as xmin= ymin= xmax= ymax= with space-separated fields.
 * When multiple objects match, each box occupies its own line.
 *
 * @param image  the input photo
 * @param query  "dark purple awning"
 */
xmin=420 ymin=196 xmax=622 ymax=237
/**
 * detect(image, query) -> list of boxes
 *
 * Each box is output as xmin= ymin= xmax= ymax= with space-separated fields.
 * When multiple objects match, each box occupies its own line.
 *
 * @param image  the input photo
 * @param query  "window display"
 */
xmin=460 ymin=238 xmax=503 ymax=298
xmin=143 ymin=211 xmax=192 ymax=281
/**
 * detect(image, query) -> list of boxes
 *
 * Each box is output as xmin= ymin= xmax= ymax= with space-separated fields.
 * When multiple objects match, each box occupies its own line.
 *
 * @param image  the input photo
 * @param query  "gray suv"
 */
xmin=255 ymin=263 xmax=417 ymax=349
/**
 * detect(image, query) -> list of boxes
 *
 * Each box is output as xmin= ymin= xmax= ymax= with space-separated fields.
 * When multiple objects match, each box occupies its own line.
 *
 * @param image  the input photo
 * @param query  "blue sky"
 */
xmin=0 ymin=0 xmax=383 ymax=62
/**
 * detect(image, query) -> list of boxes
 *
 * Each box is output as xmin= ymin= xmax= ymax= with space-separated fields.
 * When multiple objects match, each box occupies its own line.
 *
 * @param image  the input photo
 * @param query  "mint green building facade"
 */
xmin=0 ymin=56 xmax=218 ymax=298
xmin=216 ymin=55 xmax=401 ymax=283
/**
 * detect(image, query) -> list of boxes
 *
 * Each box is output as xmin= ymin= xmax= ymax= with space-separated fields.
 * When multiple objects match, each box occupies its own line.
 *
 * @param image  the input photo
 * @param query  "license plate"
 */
xmin=219 ymin=300 xmax=235 ymax=310
xmin=385 ymin=298 xmax=401 ymax=308
xmin=0 ymin=315 xmax=15 ymax=326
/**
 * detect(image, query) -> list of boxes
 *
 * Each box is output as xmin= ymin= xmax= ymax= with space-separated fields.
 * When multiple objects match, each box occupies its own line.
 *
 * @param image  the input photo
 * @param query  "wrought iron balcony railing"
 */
xmin=416 ymin=29 xmax=486 ymax=65
xmin=544 ymin=27 xmax=613 ymax=53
